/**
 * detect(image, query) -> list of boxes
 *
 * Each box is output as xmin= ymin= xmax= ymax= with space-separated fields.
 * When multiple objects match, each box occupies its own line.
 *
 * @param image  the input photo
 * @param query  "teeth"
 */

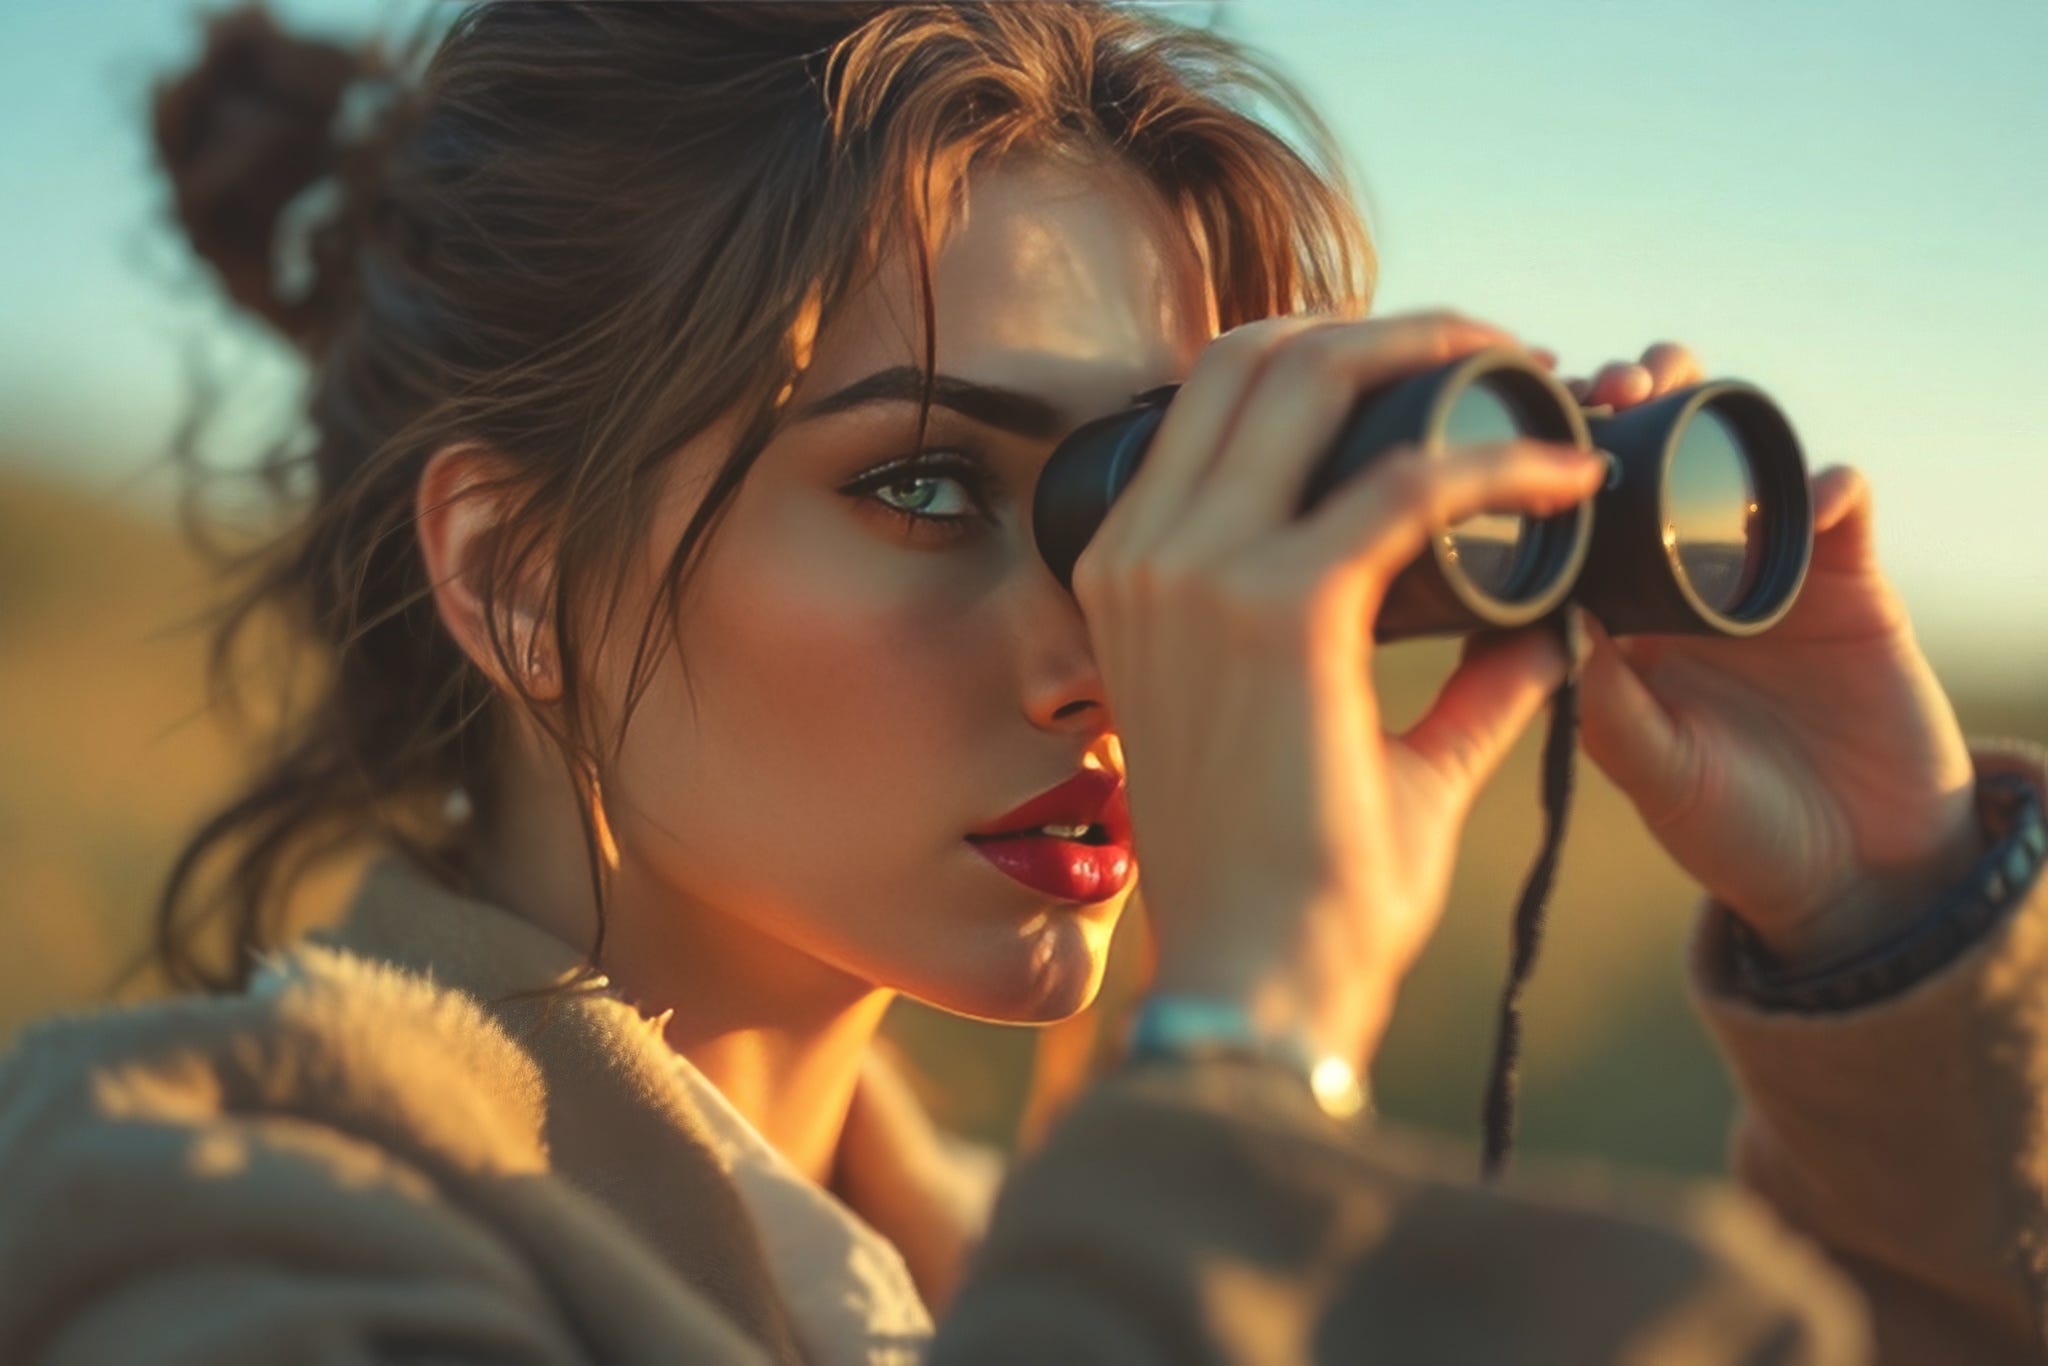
xmin=1039 ymin=822 xmax=1093 ymax=839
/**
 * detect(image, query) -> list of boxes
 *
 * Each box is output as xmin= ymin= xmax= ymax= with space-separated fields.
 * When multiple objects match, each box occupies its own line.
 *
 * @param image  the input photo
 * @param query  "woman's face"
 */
xmin=591 ymin=152 xmax=1214 ymax=1023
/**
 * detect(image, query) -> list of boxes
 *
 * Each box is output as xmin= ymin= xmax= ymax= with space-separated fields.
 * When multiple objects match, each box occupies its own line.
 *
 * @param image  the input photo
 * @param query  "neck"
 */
xmin=634 ymin=898 xmax=897 ymax=1189
xmin=462 ymin=761 xmax=894 ymax=1188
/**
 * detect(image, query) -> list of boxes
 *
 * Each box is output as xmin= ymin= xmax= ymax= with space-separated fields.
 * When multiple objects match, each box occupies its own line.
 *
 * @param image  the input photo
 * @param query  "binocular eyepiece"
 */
xmin=1033 ymin=345 xmax=1815 ymax=642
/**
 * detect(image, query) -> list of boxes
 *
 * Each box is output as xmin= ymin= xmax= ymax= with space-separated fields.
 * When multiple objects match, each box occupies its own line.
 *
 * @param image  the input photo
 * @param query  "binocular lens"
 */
xmin=1577 ymin=381 xmax=1812 ymax=636
xmin=1666 ymin=407 xmax=1764 ymax=615
xmin=1440 ymin=381 xmax=1534 ymax=601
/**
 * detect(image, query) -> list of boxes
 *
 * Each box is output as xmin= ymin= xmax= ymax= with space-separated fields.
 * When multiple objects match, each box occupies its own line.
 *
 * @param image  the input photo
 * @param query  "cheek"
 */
xmin=612 ymin=513 xmax=1004 ymax=901
xmin=739 ymin=575 xmax=958 ymax=804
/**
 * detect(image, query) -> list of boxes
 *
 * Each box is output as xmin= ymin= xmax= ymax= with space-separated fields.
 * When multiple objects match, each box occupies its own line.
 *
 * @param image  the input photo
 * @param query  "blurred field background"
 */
xmin=3 ymin=0 xmax=2044 ymax=1180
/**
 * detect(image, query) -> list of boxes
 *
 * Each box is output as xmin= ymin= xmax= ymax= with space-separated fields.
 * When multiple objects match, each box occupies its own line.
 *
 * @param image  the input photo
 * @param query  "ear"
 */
xmin=415 ymin=442 xmax=560 ymax=701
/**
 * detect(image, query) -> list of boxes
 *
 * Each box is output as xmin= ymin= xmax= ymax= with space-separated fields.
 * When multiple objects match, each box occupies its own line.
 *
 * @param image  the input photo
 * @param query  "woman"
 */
xmin=0 ymin=2 xmax=2042 ymax=1362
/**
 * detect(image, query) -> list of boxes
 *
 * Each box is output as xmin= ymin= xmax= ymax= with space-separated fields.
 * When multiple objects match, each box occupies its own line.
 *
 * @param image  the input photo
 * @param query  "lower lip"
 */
xmin=964 ymin=833 xmax=1136 ymax=903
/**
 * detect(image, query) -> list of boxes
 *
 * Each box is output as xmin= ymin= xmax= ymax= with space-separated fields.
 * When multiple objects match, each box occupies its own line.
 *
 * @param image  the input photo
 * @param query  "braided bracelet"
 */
xmin=1726 ymin=772 xmax=2046 ymax=1012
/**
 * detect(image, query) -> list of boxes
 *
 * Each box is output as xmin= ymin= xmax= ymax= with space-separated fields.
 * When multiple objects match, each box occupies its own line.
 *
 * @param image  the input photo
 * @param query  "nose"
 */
xmin=1016 ymin=542 xmax=1115 ymax=743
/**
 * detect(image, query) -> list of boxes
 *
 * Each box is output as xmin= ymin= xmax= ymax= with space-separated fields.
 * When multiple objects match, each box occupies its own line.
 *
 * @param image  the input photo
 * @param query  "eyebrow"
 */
xmin=787 ymin=366 xmax=1158 ymax=440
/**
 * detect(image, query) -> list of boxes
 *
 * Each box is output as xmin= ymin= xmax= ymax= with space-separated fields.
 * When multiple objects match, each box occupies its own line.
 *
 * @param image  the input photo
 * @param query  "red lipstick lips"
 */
xmin=965 ymin=767 xmax=1135 ymax=903
xmin=968 ymin=767 xmax=1132 ymax=842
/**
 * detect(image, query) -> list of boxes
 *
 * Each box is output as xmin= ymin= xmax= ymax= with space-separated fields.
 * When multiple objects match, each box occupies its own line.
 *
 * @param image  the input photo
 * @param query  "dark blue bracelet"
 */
xmin=1726 ymin=772 xmax=2046 ymax=1012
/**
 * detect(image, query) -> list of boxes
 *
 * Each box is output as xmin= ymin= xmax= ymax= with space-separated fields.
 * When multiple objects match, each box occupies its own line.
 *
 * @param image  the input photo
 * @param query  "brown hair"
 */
xmin=129 ymin=1 xmax=1376 ymax=1016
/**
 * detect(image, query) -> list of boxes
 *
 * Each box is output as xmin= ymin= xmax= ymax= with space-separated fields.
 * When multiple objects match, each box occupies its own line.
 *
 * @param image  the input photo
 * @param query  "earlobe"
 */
xmin=517 ymin=620 xmax=561 ymax=700
xmin=415 ymin=441 xmax=561 ymax=700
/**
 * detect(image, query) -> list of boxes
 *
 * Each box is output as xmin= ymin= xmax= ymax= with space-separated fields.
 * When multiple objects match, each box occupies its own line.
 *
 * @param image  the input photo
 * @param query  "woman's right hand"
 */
xmin=1070 ymin=309 xmax=1607 ymax=1070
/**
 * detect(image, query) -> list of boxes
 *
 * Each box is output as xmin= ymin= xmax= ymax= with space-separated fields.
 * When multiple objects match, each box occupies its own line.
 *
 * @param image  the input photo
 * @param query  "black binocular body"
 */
xmin=1033 ymin=346 xmax=1815 ymax=642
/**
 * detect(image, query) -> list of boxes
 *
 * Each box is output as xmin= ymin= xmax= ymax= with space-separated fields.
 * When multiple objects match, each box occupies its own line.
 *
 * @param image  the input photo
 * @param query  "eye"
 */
xmin=841 ymin=448 xmax=1002 ymax=542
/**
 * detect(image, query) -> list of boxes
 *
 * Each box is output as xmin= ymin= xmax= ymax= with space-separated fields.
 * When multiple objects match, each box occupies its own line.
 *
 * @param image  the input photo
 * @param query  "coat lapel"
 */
xmin=302 ymin=851 xmax=807 ymax=1364
xmin=306 ymin=849 xmax=1009 ymax=1340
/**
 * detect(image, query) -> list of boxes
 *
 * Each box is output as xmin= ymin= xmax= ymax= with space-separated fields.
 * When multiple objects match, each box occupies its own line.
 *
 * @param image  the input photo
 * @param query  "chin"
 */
xmin=905 ymin=910 xmax=1114 ymax=1025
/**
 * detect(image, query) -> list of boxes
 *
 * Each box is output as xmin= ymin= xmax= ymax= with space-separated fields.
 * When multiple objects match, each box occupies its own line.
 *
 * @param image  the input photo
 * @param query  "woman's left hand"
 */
xmin=1530 ymin=341 xmax=1986 ymax=971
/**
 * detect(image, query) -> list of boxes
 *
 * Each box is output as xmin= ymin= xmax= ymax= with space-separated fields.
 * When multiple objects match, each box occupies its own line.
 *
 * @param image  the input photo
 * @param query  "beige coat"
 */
xmin=1 ymin=736 xmax=2044 ymax=1364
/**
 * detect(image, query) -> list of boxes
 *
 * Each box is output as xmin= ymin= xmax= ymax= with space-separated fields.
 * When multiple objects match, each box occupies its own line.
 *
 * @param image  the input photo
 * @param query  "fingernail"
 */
xmin=1594 ymin=448 xmax=1621 ymax=490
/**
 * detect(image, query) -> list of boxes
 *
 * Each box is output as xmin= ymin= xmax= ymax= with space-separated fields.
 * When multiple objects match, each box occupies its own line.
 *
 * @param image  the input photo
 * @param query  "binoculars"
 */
xmin=1033 ymin=345 xmax=1815 ymax=642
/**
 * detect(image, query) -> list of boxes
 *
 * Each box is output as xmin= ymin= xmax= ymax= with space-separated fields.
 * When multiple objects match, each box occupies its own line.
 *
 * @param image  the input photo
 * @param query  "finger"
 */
xmin=1273 ymin=437 xmax=1607 ymax=615
xmin=1808 ymin=463 xmax=1878 ymax=574
xmin=1614 ymin=630 xmax=1669 ymax=671
xmin=1590 ymin=361 xmax=1654 ymax=408
xmin=1156 ymin=311 xmax=1524 ymax=562
xmin=1529 ymin=346 xmax=1559 ymax=371
xmin=1097 ymin=312 xmax=1340 ymax=556
xmin=1571 ymin=606 xmax=1702 ymax=832
xmin=1398 ymin=621 xmax=1582 ymax=809
xmin=1638 ymin=341 xmax=1704 ymax=395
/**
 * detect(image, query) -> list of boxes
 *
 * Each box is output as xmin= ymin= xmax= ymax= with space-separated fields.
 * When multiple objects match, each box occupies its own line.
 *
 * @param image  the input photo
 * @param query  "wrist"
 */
xmin=1123 ymin=991 xmax=1377 ymax=1123
xmin=1148 ymin=946 xmax=1395 ymax=1072
xmin=1743 ymin=809 xmax=1988 ymax=974
xmin=1724 ymin=772 xmax=2044 ymax=1011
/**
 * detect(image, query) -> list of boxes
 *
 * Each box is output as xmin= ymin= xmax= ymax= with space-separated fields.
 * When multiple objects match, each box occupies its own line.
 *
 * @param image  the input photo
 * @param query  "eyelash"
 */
xmin=842 ymin=447 xmax=1003 ymax=541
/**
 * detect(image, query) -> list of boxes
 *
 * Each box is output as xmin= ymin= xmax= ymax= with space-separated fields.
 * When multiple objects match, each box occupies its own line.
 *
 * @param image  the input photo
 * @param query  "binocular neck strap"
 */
xmin=1479 ymin=609 xmax=1582 ymax=1183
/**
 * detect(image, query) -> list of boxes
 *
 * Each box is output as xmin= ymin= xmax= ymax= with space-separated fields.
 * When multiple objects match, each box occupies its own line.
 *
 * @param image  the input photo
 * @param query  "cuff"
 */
xmin=1720 ymin=753 xmax=2046 ymax=1014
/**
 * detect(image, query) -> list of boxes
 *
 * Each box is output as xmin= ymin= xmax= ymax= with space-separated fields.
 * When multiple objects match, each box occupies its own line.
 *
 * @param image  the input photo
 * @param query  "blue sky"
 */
xmin=2 ymin=0 xmax=2042 ymax=683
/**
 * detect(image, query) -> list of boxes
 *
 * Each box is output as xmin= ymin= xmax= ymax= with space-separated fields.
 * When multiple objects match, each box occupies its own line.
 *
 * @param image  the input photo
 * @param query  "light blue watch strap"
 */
xmin=1124 ymin=993 xmax=1372 ymax=1122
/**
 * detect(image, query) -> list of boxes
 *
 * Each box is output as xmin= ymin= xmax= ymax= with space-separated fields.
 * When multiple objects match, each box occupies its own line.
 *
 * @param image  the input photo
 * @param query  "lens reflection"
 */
xmin=1665 ymin=407 xmax=1763 ymax=614
xmin=1438 ymin=380 xmax=1528 ymax=599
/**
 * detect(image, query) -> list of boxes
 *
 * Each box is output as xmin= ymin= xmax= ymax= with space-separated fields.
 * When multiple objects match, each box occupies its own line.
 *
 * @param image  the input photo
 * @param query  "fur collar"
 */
xmin=293 ymin=851 xmax=1001 ymax=1322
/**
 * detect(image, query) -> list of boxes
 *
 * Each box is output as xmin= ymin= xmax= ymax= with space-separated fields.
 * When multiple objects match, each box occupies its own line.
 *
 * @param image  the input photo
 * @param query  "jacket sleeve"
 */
xmin=1683 ymin=735 xmax=2048 ymax=1365
xmin=0 ymin=996 xmax=777 ymax=1365
xmin=936 ymin=1054 xmax=1875 ymax=1364
xmin=936 ymin=738 xmax=2048 ymax=1365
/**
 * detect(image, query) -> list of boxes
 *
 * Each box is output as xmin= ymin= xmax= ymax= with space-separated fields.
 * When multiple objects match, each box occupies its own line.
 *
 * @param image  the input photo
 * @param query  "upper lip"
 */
xmin=968 ymin=767 xmax=1131 ymax=845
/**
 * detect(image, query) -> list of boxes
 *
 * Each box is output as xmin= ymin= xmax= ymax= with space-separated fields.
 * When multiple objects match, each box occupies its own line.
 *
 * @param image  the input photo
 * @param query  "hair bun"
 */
xmin=153 ymin=2 xmax=384 ymax=354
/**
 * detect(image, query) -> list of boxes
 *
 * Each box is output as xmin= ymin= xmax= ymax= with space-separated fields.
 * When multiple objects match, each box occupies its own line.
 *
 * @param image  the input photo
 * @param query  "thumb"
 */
xmin=1573 ymin=607 xmax=1700 ymax=829
xmin=1399 ymin=620 xmax=1582 ymax=808
xmin=1808 ymin=464 xmax=1879 ymax=575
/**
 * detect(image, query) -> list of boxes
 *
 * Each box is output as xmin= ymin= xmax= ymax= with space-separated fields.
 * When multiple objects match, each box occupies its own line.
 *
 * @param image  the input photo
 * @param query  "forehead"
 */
xmin=785 ymin=151 xmax=1215 ymax=430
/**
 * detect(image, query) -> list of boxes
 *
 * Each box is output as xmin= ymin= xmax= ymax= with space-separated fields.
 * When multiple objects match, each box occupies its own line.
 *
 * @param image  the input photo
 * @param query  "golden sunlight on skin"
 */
xmin=446 ymin=149 xmax=1216 ymax=1187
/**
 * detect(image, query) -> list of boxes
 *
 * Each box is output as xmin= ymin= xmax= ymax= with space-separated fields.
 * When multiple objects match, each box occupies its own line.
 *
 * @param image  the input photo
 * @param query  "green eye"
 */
xmin=845 ymin=448 xmax=1000 ymax=540
xmin=883 ymin=472 xmax=972 ymax=516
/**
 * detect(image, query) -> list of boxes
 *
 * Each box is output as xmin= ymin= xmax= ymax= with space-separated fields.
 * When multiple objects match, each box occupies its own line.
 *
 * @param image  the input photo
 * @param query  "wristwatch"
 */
xmin=1726 ymin=771 xmax=2047 ymax=1012
xmin=1122 ymin=993 xmax=1374 ymax=1123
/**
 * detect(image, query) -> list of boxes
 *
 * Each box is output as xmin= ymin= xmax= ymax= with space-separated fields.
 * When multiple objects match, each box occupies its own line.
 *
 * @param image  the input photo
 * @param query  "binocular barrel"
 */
xmin=1033 ymin=345 xmax=1815 ymax=642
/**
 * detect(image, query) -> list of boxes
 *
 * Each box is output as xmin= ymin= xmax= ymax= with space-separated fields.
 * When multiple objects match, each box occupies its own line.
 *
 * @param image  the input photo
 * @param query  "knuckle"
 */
xmin=1292 ymin=564 xmax=1361 ymax=632
xmin=1441 ymin=732 xmax=1489 ymax=790
xmin=1270 ymin=326 xmax=1356 ymax=391
xmin=1415 ymin=313 xmax=1502 ymax=368
xmin=1370 ymin=446 xmax=1435 ymax=507
xmin=1126 ymin=549 xmax=1206 ymax=603
xmin=1210 ymin=314 xmax=1312 ymax=369
xmin=1182 ymin=318 xmax=1318 ymax=408
xmin=1214 ymin=563 xmax=1323 ymax=642
xmin=1069 ymin=542 xmax=1114 ymax=603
